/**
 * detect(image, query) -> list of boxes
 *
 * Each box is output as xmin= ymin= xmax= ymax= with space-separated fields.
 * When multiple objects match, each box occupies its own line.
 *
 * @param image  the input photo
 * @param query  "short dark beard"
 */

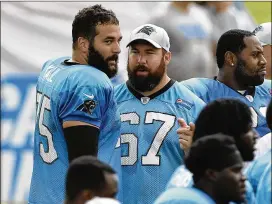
xmin=234 ymin=58 xmax=264 ymax=88
xmin=127 ymin=57 xmax=166 ymax=92
xmin=235 ymin=138 xmax=254 ymax=161
xmin=87 ymin=44 xmax=118 ymax=78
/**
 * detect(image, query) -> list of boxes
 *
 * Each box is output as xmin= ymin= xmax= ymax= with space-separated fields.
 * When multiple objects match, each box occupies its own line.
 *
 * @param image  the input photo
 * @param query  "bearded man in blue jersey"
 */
xmin=29 ymin=5 xmax=123 ymax=203
xmin=114 ymin=24 xmax=205 ymax=204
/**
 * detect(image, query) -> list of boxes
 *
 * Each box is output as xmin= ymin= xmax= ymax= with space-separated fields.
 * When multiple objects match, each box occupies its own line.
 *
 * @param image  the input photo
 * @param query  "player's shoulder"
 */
xmin=69 ymin=66 xmax=111 ymax=88
xmin=154 ymin=187 xmax=215 ymax=204
xmin=41 ymin=56 xmax=66 ymax=71
xmin=166 ymin=164 xmax=193 ymax=189
xmin=173 ymin=82 xmax=206 ymax=107
xmin=256 ymin=164 xmax=271 ymax=203
xmin=247 ymin=149 xmax=271 ymax=174
xmin=181 ymin=77 xmax=214 ymax=86
xmin=114 ymin=82 xmax=134 ymax=104
xmin=256 ymin=79 xmax=272 ymax=96
xmin=52 ymin=57 xmax=112 ymax=90
xmin=180 ymin=78 xmax=216 ymax=93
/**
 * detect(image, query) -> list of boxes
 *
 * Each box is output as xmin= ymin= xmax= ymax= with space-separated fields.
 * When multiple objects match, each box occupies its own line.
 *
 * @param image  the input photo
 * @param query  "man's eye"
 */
xmin=105 ymin=40 xmax=112 ymax=44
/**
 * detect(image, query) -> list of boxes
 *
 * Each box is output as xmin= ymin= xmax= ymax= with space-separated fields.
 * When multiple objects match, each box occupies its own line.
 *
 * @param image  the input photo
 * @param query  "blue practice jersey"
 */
xmin=166 ymin=164 xmax=256 ymax=204
xmin=245 ymin=149 xmax=271 ymax=193
xmin=181 ymin=78 xmax=272 ymax=137
xmin=114 ymin=80 xmax=205 ymax=204
xmin=29 ymin=57 xmax=121 ymax=204
xmin=154 ymin=187 xmax=216 ymax=204
xmin=256 ymin=164 xmax=271 ymax=204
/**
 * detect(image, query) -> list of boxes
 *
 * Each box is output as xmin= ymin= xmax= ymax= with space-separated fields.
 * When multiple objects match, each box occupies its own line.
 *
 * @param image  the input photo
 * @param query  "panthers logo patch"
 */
xmin=137 ymin=26 xmax=156 ymax=36
xmin=77 ymin=100 xmax=96 ymax=114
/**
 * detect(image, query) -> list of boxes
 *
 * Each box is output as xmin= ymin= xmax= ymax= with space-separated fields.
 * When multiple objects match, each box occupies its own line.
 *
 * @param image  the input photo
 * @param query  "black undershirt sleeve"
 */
xmin=63 ymin=125 xmax=100 ymax=163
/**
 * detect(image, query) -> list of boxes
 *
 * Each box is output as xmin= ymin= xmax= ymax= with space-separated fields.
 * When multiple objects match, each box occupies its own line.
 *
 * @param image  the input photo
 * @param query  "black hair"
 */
xmin=216 ymin=29 xmax=254 ymax=69
xmin=65 ymin=155 xmax=116 ymax=201
xmin=267 ymin=99 xmax=272 ymax=131
xmin=185 ymin=134 xmax=238 ymax=183
xmin=72 ymin=4 xmax=119 ymax=49
xmin=194 ymin=98 xmax=252 ymax=141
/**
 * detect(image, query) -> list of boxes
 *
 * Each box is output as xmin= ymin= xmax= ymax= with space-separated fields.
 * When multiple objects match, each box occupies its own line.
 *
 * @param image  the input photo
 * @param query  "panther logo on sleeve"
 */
xmin=77 ymin=100 xmax=96 ymax=114
xmin=77 ymin=93 xmax=97 ymax=114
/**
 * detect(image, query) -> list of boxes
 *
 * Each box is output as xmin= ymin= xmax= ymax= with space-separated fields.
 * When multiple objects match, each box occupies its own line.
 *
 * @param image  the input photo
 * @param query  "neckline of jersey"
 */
xmin=213 ymin=76 xmax=255 ymax=97
xmin=126 ymin=79 xmax=176 ymax=101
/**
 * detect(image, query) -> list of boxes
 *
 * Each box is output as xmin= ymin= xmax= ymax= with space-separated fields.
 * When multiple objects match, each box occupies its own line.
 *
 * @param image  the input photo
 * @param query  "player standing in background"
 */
xmin=166 ymin=99 xmax=257 ymax=204
xmin=65 ymin=156 xmax=118 ymax=204
xmin=155 ymin=135 xmax=246 ymax=204
xmin=253 ymin=22 xmax=271 ymax=80
xmin=245 ymin=99 xmax=272 ymax=193
xmin=114 ymin=24 xmax=205 ymax=204
xmin=181 ymin=29 xmax=271 ymax=138
xmin=29 ymin=5 xmax=123 ymax=203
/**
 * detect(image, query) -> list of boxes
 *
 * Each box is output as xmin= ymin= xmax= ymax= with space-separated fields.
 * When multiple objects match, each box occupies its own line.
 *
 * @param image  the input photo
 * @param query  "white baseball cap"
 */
xmin=126 ymin=24 xmax=170 ymax=52
xmin=253 ymin=22 xmax=271 ymax=46
xmin=85 ymin=197 xmax=121 ymax=204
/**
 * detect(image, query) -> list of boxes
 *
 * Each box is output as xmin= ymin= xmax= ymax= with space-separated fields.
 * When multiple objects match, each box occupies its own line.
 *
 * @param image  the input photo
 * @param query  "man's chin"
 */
xmin=252 ymin=77 xmax=264 ymax=86
xmin=107 ymin=66 xmax=118 ymax=78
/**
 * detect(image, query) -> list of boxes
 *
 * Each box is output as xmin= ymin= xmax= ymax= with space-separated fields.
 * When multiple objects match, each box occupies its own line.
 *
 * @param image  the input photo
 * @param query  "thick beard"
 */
xmin=127 ymin=57 xmax=166 ymax=92
xmin=235 ymin=139 xmax=254 ymax=161
xmin=234 ymin=58 xmax=264 ymax=87
xmin=87 ymin=44 xmax=118 ymax=79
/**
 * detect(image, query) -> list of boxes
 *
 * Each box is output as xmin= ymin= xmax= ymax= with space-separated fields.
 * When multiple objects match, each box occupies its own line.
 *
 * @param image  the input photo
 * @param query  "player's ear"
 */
xmin=164 ymin=51 xmax=171 ymax=66
xmin=205 ymin=168 xmax=218 ymax=182
xmin=77 ymin=37 xmax=89 ymax=53
xmin=225 ymin=51 xmax=237 ymax=68
xmin=82 ymin=190 xmax=94 ymax=201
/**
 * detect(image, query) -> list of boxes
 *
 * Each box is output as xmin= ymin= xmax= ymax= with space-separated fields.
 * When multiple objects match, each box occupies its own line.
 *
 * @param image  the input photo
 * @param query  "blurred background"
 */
xmin=1 ymin=1 xmax=271 ymax=203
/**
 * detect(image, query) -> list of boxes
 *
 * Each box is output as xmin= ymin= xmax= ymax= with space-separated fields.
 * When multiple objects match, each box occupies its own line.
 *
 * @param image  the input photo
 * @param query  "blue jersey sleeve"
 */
xmin=256 ymin=165 xmax=271 ymax=204
xmin=245 ymin=180 xmax=256 ymax=204
xmin=58 ymin=75 xmax=110 ymax=128
xmin=177 ymin=83 xmax=206 ymax=122
xmin=166 ymin=165 xmax=193 ymax=189
xmin=154 ymin=187 xmax=216 ymax=204
xmin=245 ymin=149 xmax=271 ymax=193
xmin=180 ymin=78 xmax=210 ymax=102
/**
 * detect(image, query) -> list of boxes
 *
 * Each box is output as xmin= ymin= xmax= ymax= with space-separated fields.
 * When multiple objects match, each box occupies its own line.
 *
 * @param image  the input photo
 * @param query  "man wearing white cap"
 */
xmin=114 ymin=24 xmax=205 ymax=204
xmin=253 ymin=22 xmax=271 ymax=79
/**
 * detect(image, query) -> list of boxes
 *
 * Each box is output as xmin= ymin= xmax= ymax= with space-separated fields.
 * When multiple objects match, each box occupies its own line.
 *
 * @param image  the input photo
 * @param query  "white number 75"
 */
xmin=36 ymin=92 xmax=58 ymax=164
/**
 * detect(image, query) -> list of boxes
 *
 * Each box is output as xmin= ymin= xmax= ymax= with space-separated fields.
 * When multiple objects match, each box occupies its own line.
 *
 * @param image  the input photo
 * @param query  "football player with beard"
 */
xmin=29 ymin=5 xmax=123 ymax=203
xmin=167 ymin=29 xmax=271 ymax=203
xmin=181 ymin=29 xmax=271 ymax=139
xmin=114 ymin=24 xmax=205 ymax=204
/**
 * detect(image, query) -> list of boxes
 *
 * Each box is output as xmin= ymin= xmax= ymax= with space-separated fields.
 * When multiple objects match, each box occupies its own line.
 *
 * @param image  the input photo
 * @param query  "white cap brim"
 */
xmin=126 ymin=37 xmax=162 ymax=49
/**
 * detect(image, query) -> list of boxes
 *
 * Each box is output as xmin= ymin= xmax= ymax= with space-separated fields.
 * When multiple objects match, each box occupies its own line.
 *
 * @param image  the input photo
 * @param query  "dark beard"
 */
xmin=87 ymin=45 xmax=118 ymax=78
xmin=234 ymin=58 xmax=264 ymax=87
xmin=127 ymin=58 xmax=166 ymax=92
xmin=235 ymin=139 xmax=254 ymax=161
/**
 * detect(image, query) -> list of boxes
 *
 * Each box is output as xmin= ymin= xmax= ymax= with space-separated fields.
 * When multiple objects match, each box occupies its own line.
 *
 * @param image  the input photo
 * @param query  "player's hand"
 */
xmin=177 ymin=118 xmax=195 ymax=155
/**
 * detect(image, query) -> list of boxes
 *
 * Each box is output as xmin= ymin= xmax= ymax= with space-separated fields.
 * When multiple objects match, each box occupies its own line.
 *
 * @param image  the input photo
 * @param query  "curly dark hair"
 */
xmin=193 ymin=98 xmax=252 ymax=141
xmin=185 ymin=134 xmax=238 ymax=183
xmin=72 ymin=4 xmax=119 ymax=49
xmin=216 ymin=29 xmax=254 ymax=69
